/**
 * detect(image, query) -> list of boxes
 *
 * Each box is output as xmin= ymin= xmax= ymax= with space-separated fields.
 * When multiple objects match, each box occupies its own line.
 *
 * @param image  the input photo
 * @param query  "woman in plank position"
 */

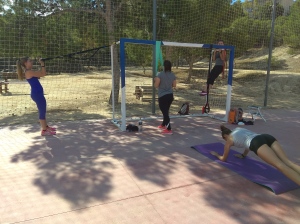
xmin=17 ymin=57 xmax=56 ymax=136
xmin=210 ymin=125 xmax=300 ymax=185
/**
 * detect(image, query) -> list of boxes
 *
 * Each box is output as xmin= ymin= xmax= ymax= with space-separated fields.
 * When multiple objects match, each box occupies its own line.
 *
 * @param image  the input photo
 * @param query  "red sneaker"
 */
xmin=158 ymin=125 xmax=166 ymax=129
xmin=41 ymin=129 xmax=56 ymax=136
xmin=47 ymin=126 xmax=56 ymax=131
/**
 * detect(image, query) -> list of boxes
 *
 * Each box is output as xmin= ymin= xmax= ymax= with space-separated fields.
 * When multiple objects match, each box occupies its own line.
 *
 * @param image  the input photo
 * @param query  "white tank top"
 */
xmin=231 ymin=128 xmax=259 ymax=149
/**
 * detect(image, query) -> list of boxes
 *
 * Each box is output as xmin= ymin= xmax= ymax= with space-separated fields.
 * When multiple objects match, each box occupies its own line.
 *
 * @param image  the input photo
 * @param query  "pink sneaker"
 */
xmin=158 ymin=125 xmax=166 ymax=129
xmin=162 ymin=129 xmax=173 ymax=135
xmin=199 ymin=91 xmax=207 ymax=96
xmin=47 ymin=126 xmax=56 ymax=131
xmin=41 ymin=129 xmax=56 ymax=136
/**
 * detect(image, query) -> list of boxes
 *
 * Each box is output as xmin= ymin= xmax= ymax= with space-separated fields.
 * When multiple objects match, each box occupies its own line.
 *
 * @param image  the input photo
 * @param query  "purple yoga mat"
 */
xmin=191 ymin=142 xmax=299 ymax=194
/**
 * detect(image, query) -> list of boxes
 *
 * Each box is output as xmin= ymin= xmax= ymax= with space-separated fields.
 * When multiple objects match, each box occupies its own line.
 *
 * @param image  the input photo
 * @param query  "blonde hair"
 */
xmin=16 ymin=57 xmax=29 ymax=81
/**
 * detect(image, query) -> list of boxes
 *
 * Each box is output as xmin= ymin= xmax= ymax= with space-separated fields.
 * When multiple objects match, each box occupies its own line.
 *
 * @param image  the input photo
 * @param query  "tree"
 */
xmin=283 ymin=0 xmax=300 ymax=48
xmin=154 ymin=0 xmax=232 ymax=82
xmin=222 ymin=17 xmax=256 ymax=56
xmin=30 ymin=0 xmax=124 ymax=104
xmin=259 ymin=1 xmax=284 ymax=19
xmin=274 ymin=15 xmax=288 ymax=46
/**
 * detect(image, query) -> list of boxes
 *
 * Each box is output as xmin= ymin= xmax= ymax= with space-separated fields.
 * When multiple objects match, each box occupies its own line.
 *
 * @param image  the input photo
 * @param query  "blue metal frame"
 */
xmin=118 ymin=38 xmax=235 ymax=131
xmin=120 ymin=38 xmax=235 ymax=88
xmin=120 ymin=38 xmax=155 ymax=88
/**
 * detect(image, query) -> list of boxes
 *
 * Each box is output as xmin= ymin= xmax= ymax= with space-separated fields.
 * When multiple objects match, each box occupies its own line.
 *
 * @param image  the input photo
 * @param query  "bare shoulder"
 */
xmin=226 ymin=136 xmax=234 ymax=147
xmin=25 ymin=70 xmax=34 ymax=79
xmin=25 ymin=70 xmax=43 ymax=78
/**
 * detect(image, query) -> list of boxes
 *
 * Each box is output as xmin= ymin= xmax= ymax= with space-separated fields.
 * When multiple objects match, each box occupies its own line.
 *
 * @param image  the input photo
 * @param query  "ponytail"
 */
xmin=220 ymin=125 xmax=232 ymax=138
xmin=16 ymin=59 xmax=23 ymax=80
xmin=16 ymin=57 xmax=28 ymax=81
xmin=163 ymin=60 xmax=172 ymax=72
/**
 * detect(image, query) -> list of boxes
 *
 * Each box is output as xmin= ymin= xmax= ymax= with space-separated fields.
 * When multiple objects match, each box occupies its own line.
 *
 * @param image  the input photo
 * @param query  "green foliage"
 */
xmin=258 ymin=1 xmax=284 ymax=19
xmin=287 ymin=47 xmax=300 ymax=55
xmin=283 ymin=0 xmax=300 ymax=48
xmin=0 ymin=0 xmax=299 ymax=63
xmin=123 ymin=29 xmax=153 ymax=70
xmin=274 ymin=16 xmax=288 ymax=46
xmin=223 ymin=18 xmax=249 ymax=55
xmin=273 ymin=0 xmax=300 ymax=48
xmin=267 ymin=56 xmax=282 ymax=70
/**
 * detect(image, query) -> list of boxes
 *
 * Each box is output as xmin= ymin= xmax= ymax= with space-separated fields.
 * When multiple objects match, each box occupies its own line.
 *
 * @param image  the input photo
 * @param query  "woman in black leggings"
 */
xmin=200 ymin=40 xmax=227 ymax=96
xmin=154 ymin=60 xmax=176 ymax=134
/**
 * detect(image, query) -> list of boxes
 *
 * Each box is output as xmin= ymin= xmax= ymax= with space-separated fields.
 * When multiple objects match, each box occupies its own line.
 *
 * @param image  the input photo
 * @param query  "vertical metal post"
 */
xmin=152 ymin=0 xmax=157 ymax=114
xmin=264 ymin=0 xmax=276 ymax=107
xmin=120 ymin=39 xmax=127 ymax=131
xmin=225 ymin=46 xmax=235 ymax=122
xmin=111 ymin=44 xmax=115 ymax=120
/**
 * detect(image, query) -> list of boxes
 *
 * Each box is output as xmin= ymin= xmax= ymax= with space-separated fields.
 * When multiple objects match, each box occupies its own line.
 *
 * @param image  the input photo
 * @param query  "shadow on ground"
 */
xmin=6 ymin=112 xmax=300 ymax=222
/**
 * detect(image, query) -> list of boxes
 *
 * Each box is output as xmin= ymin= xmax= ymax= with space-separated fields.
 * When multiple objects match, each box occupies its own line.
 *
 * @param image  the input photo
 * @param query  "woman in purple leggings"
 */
xmin=16 ymin=57 xmax=56 ymax=136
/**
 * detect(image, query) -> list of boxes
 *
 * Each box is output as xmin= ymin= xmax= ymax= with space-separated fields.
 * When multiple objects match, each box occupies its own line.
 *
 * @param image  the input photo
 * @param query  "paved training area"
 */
xmin=1 ymin=109 xmax=300 ymax=224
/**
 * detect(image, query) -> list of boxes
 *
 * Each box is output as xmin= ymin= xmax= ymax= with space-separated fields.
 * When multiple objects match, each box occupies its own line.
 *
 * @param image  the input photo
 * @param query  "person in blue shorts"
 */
xmin=210 ymin=125 xmax=300 ymax=185
xmin=16 ymin=57 xmax=56 ymax=136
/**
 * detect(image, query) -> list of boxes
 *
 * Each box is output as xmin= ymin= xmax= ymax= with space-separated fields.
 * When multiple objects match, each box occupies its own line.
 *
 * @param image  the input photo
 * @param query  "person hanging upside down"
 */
xmin=210 ymin=125 xmax=300 ymax=185
xmin=16 ymin=57 xmax=56 ymax=136
xmin=200 ymin=40 xmax=227 ymax=96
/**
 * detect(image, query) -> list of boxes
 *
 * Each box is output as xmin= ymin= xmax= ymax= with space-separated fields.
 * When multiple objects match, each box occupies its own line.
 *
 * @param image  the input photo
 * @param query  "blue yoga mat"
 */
xmin=191 ymin=142 xmax=299 ymax=194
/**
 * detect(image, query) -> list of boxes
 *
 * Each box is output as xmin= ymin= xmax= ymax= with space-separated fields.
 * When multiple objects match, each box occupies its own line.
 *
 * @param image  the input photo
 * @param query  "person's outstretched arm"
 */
xmin=224 ymin=52 xmax=227 ymax=70
xmin=26 ymin=59 xmax=46 ymax=79
xmin=210 ymin=140 xmax=233 ymax=162
xmin=234 ymin=149 xmax=250 ymax=159
xmin=212 ymin=50 xmax=217 ymax=61
xmin=172 ymin=79 xmax=176 ymax=88
xmin=154 ymin=77 xmax=160 ymax=88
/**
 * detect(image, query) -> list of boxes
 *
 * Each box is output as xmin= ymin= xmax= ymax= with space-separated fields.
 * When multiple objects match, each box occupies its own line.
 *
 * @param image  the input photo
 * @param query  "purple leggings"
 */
xmin=31 ymin=92 xmax=46 ymax=120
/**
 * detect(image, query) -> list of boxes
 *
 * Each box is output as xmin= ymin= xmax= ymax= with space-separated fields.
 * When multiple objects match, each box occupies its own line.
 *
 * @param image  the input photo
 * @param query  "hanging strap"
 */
xmin=203 ymin=44 xmax=213 ymax=114
xmin=155 ymin=41 xmax=164 ymax=74
xmin=41 ymin=43 xmax=116 ymax=61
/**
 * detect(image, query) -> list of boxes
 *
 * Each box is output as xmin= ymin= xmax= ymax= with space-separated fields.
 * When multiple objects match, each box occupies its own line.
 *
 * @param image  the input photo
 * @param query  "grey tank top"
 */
xmin=231 ymin=128 xmax=259 ymax=149
xmin=215 ymin=51 xmax=224 ymax=66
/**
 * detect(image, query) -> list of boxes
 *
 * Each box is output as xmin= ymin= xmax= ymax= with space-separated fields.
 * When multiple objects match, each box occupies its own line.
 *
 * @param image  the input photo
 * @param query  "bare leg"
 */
xmin=257 ymin=145 xmax=300 ymax=185
xmin=271 ymin=141 xmax=300 ymax=175
xmin=39 ymin=119 xmax=47 ymax=130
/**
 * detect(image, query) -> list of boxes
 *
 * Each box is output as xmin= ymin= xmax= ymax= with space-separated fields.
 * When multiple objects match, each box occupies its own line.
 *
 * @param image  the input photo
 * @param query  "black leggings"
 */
xmin=158 ymin=93 xmax=174 ymax=130
xmin=249 ymin=134 xmax=277 ymax=155
xmin=207 ymin=65 xmax=223 ymax=85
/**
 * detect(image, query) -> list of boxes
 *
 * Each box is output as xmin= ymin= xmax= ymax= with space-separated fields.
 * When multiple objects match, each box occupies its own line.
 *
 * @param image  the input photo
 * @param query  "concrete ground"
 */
xmin=1 ymin=108 xmax=300 ymax=224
